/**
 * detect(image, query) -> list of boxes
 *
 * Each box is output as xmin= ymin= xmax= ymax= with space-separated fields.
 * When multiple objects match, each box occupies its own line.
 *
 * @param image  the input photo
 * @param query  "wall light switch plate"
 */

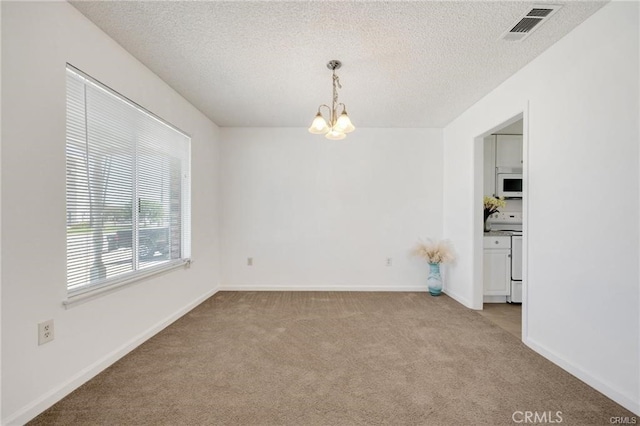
xmin=38 ymin=319 xmax=54 ymax=345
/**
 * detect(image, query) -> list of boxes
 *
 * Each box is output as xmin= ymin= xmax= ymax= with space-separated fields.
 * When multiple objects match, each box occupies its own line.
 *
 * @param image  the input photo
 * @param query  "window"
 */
xmin=66 ymin=65 xmax=191 ymax=299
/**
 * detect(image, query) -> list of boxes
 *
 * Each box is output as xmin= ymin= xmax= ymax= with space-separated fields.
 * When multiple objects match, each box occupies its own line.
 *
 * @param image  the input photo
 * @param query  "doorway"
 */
xmin=474 ymin=112 xmax=528 ymax=341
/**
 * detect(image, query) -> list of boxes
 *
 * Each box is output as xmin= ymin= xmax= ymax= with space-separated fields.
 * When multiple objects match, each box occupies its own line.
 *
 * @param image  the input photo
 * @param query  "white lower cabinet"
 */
xmin=483 ymin=236 xmax=511 ymax=296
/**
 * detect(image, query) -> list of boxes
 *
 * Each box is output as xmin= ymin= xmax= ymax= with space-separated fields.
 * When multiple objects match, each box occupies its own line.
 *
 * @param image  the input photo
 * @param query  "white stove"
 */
xmin=488 ymin=211 xmax=523 ymax=303
xmin=488 ymin=211 xmax=522 ymax=232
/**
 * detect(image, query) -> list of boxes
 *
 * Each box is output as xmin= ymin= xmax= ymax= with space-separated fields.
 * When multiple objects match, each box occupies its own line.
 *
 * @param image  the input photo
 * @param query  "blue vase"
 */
xmin=427 ymin=263 xmax=443 ymax=296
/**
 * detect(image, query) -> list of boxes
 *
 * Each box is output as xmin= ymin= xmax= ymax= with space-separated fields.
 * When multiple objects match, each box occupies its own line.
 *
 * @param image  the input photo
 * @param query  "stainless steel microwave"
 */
xmin=497 ymin=173 xmax=523 ymax=198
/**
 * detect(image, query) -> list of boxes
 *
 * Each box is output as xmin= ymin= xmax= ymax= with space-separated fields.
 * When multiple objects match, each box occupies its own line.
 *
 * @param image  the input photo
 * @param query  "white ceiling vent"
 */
xmin=500 ymin=5 xmax=562 ymax=42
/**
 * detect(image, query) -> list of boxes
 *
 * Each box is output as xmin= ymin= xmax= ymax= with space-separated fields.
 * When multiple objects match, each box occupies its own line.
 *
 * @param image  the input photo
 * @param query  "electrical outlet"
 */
xmin=38 ymin=319 xmax=54 ymax=345
xmin=247 ymin=257 xmax=253 ymax=266
xmin=386 ymin=258 xmax=393 ymax=266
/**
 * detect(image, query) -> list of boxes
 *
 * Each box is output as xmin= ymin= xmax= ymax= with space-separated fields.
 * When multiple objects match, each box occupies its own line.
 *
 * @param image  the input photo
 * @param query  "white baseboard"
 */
xmin=218 ymin=284 xmax=429 ymax=292
xmin=5 ymin=288 xmax=218 ymax=426
xmin=483 ymin=295 xmax=507 ymax=303
xmin=442 ymin=287 xmax=474 ymax=309
xmin=524 ymin=336 xmax=640 ymax=416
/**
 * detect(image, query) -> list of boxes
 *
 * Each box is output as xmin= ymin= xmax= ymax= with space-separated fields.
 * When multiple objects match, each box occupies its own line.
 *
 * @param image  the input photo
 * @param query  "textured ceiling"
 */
xmin=70 ymin=1 xmax=606 ymax=128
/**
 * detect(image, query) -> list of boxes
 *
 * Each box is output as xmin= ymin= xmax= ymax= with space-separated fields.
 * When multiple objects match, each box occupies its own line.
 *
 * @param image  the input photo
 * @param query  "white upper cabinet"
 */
xmin=496 ymin=135 xmax=523 ymax=169
xmin=483 ymin=135 xmax=497 ymax=196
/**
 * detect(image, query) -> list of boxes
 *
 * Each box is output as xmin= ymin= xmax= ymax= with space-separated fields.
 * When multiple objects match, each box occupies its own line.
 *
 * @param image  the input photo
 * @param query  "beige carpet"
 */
xmin=31 ymin=292 xmax=633 ymax=425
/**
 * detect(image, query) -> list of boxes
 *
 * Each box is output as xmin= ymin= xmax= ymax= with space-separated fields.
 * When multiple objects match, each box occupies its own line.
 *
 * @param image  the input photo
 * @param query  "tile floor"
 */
xmin=477 ymin=303 xmax=522 ymax=339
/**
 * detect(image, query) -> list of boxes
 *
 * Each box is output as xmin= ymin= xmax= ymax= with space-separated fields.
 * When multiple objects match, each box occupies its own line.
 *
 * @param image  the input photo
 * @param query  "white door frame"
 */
xmin=472 ymin=105 xmax=529 ymax=342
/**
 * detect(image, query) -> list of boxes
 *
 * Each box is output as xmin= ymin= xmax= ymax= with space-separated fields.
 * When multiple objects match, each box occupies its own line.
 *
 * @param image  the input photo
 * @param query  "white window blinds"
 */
xmin=66 ymin=65 xmax=191 ymax=298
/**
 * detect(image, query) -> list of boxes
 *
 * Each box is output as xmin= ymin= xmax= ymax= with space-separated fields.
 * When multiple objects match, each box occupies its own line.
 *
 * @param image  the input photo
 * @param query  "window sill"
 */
xmin=63 ymin=259 xmax=192 ymax=308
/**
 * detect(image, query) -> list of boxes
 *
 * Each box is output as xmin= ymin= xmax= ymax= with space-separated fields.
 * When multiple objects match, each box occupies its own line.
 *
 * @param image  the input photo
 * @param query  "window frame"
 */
xmin=64 ymin=64 xmax=192 ymax=305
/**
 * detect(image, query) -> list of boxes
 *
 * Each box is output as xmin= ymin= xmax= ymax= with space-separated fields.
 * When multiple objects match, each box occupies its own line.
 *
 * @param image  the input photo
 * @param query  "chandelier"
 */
xmin=308 ymin=60 xmax=355 ymax=140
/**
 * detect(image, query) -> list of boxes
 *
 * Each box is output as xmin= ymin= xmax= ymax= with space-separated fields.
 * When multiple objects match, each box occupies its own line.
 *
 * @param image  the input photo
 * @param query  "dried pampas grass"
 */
xmin=412 ymin=239 xmax=455 ymax=264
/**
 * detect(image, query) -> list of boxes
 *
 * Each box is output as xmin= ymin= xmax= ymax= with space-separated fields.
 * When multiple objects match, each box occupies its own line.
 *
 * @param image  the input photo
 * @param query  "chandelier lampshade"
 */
xmin=334 ymin=110 xmax=355 ymax=133
xmin=309 ymin=112 xmax=329 ymax=134
xmin=325 ymin=129 xmax=347 ymax=140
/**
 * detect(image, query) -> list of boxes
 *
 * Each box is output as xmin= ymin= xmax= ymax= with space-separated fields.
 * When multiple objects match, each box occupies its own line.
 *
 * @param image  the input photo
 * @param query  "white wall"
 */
xmin=0 ymin=3 xmax=4 ymax=423
xmin=443 ymin=1 xmax=639 ymax=414
xmin=0 ymin=3 xmax=3 ymax=422
xmin=220 ymin=128 xmax=443 ymax=291
xmin=1 ymin=3 xmax=220 ymax=423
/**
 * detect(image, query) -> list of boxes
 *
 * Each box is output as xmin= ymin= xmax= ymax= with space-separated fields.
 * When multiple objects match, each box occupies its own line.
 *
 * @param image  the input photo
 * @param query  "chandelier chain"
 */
xmin=332 ymin=72 xmax=341 ymax=125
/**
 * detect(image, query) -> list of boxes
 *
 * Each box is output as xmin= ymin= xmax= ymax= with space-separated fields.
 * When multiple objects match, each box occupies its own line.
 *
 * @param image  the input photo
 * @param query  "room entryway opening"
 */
xmin=473 ymin=111 xmax=527 ymax=341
